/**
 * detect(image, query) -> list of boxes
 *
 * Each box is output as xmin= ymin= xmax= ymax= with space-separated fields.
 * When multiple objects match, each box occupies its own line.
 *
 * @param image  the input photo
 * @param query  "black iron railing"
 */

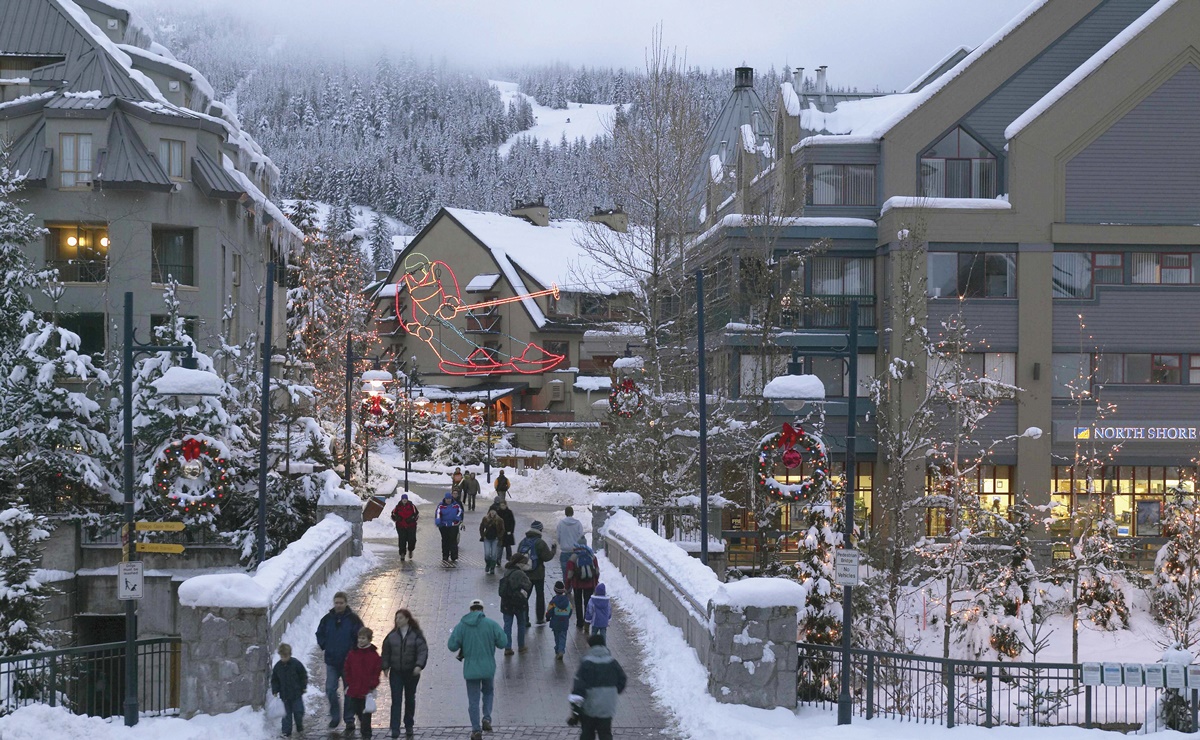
xmin=0 ymin=637 xmax=181 ymax=718
xmin=48 ymin=259 xmax=107 ymax=283
xmin=798 ymin=642 xmax=1195 ymax=731
xmin=710 ymin=295 xmax=876 ymax=331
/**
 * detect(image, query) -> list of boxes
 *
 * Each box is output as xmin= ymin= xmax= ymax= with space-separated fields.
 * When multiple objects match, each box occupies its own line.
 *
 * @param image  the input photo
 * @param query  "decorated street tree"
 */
xmin=990 ymin=494 xmax=1038 ymax=659
xmin=0 ymin=506 xmax=53 ymax=655
xmin=1151 ymin=490 xmax=1200 ymax=651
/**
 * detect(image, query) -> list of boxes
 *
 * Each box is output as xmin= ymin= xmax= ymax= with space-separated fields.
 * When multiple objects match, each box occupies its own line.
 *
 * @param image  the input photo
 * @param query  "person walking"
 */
xmin=390 ymin=494 xmax=419 ymax=562
xmin=316 ymin=592 xmax=364 ymax=731
xmin=556 ymin=506 xmax=585 ymax=578
xmin=270 ymin=643 xmax=307 ymax=737
xmin=381 ymin=609 xmax=428 ymax=739
xmin=568 ymin=633 xmax=627 ymax=740
xmin=517 ymin=521 xmax=557 ymax=625
xmin=447 ymin=599 xmax=508 ymax=740
xmin=479 ymin=508 xmax=504 ymax=575
xmin=584 ymin=583 xmax=612 ymax=639
xmin=493 ymin=469 xmax=510 ymax=502
xmin=490 ymin=499 xmax=516 ymax=561
xmin=451 ymin=466 xmax=464 ymax=496
xmin=463 ymin=471 xmax=481 ymax=511
xmin=565 ymin=543 xmax=600 ymax=631
xmin=498 ymin=553 xmax=533 ymax=656
xmin=545 ymin=581 xmax=574 ymax=661
xmin=343 ymin=626 xmax=382 ymax=738
xmin=435 ymin=492 xmax=464 ymax=564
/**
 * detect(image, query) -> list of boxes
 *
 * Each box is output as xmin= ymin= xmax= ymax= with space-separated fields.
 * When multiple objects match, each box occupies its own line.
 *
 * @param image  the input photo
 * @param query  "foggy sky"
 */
xmin=134 ymin=0 xmax=1036 ymax=91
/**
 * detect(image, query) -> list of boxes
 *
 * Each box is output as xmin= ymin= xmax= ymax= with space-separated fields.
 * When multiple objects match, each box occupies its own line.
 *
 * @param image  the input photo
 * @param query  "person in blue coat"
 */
xmin=315 ymin=591 xmax=364 ymax=730
xmin=435 ymin=492 xmax=464 ymax=563
xmin=584 ymin=582 xmax=612 ymax=639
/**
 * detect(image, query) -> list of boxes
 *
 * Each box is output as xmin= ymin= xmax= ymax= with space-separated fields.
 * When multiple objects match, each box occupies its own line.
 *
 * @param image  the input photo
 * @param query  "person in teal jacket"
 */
xmin=447 ymin=599 xmax=508 ymax=740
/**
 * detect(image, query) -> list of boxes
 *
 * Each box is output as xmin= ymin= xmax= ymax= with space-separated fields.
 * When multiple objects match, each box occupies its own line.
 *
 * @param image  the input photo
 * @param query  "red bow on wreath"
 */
xmin=181 ymin=437 xmax=203 ymax=462
xmin=779 ymin=422 xmax=804 ymax=450
xmin=368 ymin=396 xmax=384 ymax=416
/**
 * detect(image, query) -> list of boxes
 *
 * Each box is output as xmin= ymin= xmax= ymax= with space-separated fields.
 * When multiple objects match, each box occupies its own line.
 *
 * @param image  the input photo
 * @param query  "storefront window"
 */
xmin=924 ymin=464 xmax=1014 ymax=536
xmin=1052 ymin=465 xmax=1198 ymax=538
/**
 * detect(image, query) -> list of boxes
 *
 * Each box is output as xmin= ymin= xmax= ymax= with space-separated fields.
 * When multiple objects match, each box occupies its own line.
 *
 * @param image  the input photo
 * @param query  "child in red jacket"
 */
xmin=343 ymin=626 xmax=383 ymax=738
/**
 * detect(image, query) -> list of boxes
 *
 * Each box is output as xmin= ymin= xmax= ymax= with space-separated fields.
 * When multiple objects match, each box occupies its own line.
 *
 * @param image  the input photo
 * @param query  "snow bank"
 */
xmin=315 ymin=470 xmax=361 ymax=507
xmin=713 ymin=578 xmax=807 ymax=611
xmin=0 ymin=703 xmax=269 ymax=740
xmin=178 ymin=515 xmax=351 ymax=609
xmin=601 ymin=509 xmax=721 ymax=610
xmin=595 ymin=491 xmax=643 ymax=508
xmin=763 ymin=374 xmax=824 ymax=402
xmin=149 ymin=366 xmax=223 ymax=397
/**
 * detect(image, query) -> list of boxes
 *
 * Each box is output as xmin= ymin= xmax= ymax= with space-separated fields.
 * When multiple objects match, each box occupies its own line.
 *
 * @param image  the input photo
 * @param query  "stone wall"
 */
xmin=708 ymin=603 xmax=798 ymax=709
xmin=178 ymin=605 xmax=270 ymax=716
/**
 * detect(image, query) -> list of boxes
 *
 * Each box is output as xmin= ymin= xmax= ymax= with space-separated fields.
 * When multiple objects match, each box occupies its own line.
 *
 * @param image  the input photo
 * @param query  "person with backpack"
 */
xmin=568 ymin=633 xmax=627 ymax=740
xmin=463 ymin=471 xmax=481 ymax=511
xmin=447 ymin=599 xmax=508 ymax=740
xmin=493 ymin=469 xmax=511 ymax=502
xmin=565 ymin=543 xmax=600 ymax=631
xmin=390 ymin=494 xmax=419 ymax=561
xmin=435 ymin=492 xmax=464 ymax=565
xmin=556 ymin=506 xmax=585 ymax=578
xmin=451 ymin=467 xmax=464 ymax=496
xmin=479 ymin=509 xmax=504 ymax=575
xmin=584 ymin=583 xmax=612 ymax=639
xmin=381 ymin=609 xmax=428 ymax=739
xmin=518 ymin=521 xmax=557 ymax=625
xmin=498 ymin=553 xmax=533 ymax=656
xmin=545 ymin=581 xmax=574 ymax=661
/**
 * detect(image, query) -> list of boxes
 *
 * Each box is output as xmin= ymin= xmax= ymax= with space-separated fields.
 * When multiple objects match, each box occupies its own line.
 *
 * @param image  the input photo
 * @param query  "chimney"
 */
xmin=796 ymin=67 xmax=805 ymax=100
xmin=588 ymin=205 xmax=628 ymax=233
xmin=752 ymin=109 xmax=761 ymax=135
xmin=817 ymin=65 xmax=828 ymax=105
xmin=718 ymin=140 xmax=727 ymax=163
xmin=734 ymin=66 xmax=754 ymax=89
xmin=511 ymin=196 xmax=549 ymax=227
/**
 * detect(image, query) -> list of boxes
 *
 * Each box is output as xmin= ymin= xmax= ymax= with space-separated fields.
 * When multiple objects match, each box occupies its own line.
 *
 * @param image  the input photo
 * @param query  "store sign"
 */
xmin=1055 ymin=422 xmax=1199 ymax=442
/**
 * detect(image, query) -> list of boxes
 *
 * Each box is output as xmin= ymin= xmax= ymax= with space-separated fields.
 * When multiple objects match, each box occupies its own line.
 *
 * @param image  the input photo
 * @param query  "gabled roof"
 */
xmin=94 ymin=109 xmax=172 ymax=191
xmin=6 ymin=119 xmax=52 ymax=186
xmin=191 ymin=147 xmax=244 ymax=200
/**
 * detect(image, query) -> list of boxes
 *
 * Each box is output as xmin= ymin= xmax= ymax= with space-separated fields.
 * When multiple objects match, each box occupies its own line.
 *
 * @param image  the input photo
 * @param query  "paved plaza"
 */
xmin=294 ymin=483 xmax=674 ymax=739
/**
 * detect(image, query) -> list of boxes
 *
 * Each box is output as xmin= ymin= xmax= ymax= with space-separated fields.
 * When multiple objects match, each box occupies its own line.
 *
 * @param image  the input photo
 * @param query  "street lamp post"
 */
xmin=765 ymin=301 xmax=859 ymax=726
xmin=342 ymin=334 xmax=389 ymax=486
xmin=399 ymin=358 xmax=422 ymax=493
xmin=121 ymin=292 xmax=205 ymax=727
xmin=471 ymin=389 xmax=494 ymax=483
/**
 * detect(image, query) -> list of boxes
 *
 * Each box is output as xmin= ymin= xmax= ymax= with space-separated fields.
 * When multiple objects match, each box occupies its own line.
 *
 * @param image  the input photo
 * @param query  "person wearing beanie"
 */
xmin=390 ymin=494 xmax=419 ymax=561
xmin=545 ymin=580 xmax=574 ymax=660
xmin=517 ymin=520 xmax=557 ymax=625
xmin=498 ymin=554 xmax=533 ymax=655
xmin=448 ymin=599 xmax=507 ymax=739
xmin=434 ymin=492 xmax=464 ymax=565
xmin=584 ymin=583 xmax=612 ymax=639
xmin=569 ymin=633 xmax=626 ymax=738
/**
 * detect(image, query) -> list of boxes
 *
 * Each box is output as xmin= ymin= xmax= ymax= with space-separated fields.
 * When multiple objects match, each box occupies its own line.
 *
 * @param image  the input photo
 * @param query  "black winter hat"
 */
xmin=554 ymin=580 xmax=566 ymax=593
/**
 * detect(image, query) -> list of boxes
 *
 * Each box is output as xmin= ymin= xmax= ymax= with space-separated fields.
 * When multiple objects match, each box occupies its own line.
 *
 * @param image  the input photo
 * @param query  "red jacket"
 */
xmin=343 ymin=645 xmax=382 ymax=698
xmin=391 ymin=501 xmax=419 ymax=530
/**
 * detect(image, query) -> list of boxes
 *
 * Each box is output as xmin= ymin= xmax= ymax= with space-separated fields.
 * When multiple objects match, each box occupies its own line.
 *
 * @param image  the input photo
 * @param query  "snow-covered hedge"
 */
xmin=595 ymin=491 xmax=643 ymax=508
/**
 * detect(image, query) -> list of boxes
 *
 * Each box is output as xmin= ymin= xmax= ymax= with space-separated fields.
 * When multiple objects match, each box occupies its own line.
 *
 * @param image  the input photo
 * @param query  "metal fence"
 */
xmin=0 ymin=638 xmax=181 ymax=718
xmin=798 ymin=642 xmax=1197 ymax=732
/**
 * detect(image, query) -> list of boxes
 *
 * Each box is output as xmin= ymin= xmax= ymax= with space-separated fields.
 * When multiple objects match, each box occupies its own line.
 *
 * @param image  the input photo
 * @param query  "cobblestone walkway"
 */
xmin=294 ymin=483 xmax=675 ymax=739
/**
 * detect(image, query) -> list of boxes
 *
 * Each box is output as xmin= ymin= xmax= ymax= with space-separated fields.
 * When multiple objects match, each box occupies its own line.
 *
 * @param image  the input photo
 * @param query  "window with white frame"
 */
xmin=60 ymin=133 xmax=92 ymax=188
xmin=158 ymin=139 xmax=185 ymax=179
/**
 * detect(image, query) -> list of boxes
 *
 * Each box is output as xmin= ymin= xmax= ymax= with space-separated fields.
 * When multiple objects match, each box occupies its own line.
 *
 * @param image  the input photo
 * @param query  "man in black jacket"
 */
xmin=518 ymin=521 xmax=557 ymax=625
xmin=271 ymin=642 xmax=308 ymax=737
xmin=569 ymin=633 xmax=627 ymax=740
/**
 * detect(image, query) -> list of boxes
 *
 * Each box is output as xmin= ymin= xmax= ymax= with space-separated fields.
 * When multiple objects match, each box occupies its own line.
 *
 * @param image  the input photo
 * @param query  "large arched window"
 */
xmin=920 ymin=127 xmax=998 ymax=199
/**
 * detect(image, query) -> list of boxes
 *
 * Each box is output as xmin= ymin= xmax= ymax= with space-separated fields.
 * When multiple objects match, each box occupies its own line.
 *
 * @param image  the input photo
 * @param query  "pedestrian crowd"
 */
xmin=270 ymin=469 xmax=625 ymax=740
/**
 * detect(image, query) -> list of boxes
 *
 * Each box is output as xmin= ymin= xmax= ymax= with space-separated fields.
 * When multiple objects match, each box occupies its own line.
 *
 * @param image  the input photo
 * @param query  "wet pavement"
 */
xmin=293 ymin=483 xmax=675 ymax=739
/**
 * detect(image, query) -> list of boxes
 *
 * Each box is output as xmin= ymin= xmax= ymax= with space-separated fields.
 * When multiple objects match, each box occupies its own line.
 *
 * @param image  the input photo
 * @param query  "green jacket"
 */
xmin=446 ymin=610 xmax=507 ymax=680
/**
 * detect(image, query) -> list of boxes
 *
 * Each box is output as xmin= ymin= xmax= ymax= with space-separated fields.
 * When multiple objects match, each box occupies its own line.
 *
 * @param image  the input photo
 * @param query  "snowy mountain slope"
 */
xmin=491 ymin=80 xmax=622 ymax=157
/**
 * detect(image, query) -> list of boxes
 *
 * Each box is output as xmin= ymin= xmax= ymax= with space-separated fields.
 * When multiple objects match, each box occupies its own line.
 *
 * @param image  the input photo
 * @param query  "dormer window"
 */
xmin=60 ymin=133 xmax=93 ymax=189
xmin=920 ymin=127 xmax=997 ymax=199
xmin=159 ymin=139 xmax=185 ymax=179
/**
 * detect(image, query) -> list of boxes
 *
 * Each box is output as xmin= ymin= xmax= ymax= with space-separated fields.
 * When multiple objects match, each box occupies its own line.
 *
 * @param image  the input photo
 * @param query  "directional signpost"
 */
xmin=135 ymin=521 xmax=185 ymax=533
xmin=117 ymin=562 xmax=143 ymax=600
xmin=136 ymin=542 xmax=185 ymax=554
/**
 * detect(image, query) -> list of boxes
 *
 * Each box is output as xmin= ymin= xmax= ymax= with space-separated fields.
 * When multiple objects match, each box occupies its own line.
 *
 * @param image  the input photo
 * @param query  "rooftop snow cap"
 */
xmin=531 ymin=521 xmax=544 ymax=531
xmin=469 ymin=599 xmax=484 ymax=610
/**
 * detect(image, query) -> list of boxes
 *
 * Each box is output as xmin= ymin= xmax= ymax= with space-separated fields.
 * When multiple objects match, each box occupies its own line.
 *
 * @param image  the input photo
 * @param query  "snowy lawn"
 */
xmin=598 ymin=550 xmax=1173 ymax=740
xmin=0 ymin=704 xmax=269 ymax=740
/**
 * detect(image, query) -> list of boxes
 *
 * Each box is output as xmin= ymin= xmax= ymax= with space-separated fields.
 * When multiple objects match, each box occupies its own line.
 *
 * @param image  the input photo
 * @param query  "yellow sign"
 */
xmin=135 ymin=521 xmax=186 ymax=532
xmin=135 ymin=543 xmax=185 ymax=554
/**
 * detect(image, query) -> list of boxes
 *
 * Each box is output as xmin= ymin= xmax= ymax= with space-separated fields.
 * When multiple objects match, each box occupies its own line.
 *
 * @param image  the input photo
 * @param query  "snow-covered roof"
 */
xmin=373 ymin=283 xmax=399 ymax=300
xmin=117 ymin=42 xmax=215 ymax=106
xmin=688 ymin=213 xmax=877 ymax=252
xmin=573 ymin=376 xmax=612 ymax=392
xmin=881 ymin=195 xmax=1012 ymax=215
xmin=902 ymin=46 xmax=973 ymax=94
xmin=465 ymin=273 xmax=501 ymax=292
xmin=415 ymin=385 xmax=522 ymax=403
xmin=1005 ymin=0 xmax=1177 ymax=141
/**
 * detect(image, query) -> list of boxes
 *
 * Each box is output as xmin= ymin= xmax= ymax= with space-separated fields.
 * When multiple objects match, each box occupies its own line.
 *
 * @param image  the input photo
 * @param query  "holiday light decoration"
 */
xmin=468 ymin=413 xmax=485 ymax=433
xmin=609 ymin=377 xmax=644 ymax=417
xmin=394 ymin=252 xmax=564 ymax=375
xmin=359 ymin=393 xmax=396 ymax=436
xmin=152 ymin=436 xmax=230 ymax=515
xmin=756 ymin=422 xmax=829 ymax=502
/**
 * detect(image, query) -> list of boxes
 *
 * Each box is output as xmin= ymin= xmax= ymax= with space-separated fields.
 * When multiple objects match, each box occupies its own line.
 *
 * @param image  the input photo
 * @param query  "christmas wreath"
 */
xmin=359 ymin=394 xmax=396 ymax=436
xmin=152 ymin=436 xmax=231 ymax=515
xmin=609 ymin=378 xmax=644 ymax=418
xmin=468 ymin=413 xmax=486 ymax=434
xmin=756 ymin=422 xmax=830 ymax=502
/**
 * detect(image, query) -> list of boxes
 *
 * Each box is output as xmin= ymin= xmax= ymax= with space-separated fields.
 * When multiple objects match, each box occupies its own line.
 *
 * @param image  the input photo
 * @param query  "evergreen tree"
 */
xmin=433 ymin=416 xmax=483 ymax=466
xmin=990 ymin=495 xmax=1037 ymax=659
xmin=1151 ymin=490 xmax=1200 ymax=650
xmin=792 ymin=497 xmax=842 ymax=646
xmin=0 ymin=506 xmax=53 ymax=654
xmin=544 ymin=433 xmax=566 ymax=469
xmin=369 ymin=213 xmax=394 ymax=272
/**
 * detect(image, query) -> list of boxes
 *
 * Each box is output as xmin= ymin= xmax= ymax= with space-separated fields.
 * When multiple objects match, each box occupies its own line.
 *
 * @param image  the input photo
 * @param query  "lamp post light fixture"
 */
xmin=763 ymin=301 xmax=859 ymax=726
xmin=122 ymin=292 xmax=220 ymax=727
xmin=359 ymin=366 xmax=394 ymax=480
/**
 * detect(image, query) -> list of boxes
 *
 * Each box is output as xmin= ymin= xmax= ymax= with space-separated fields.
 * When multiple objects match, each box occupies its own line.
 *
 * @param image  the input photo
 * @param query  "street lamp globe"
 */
xmin=469 ymin=400 xmax=486 ymax=412
xmin=361 ymin=369 xmax=393 ymax=396
xmin=762 ymin=372 xmax=826 ymax=412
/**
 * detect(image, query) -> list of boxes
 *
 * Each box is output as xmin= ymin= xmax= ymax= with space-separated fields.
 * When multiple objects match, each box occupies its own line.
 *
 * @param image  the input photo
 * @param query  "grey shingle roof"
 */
xmin=45 ymin=93 xmax=116 ymax=111
xmin=94 ymin=109 xmax=172 ymax=191
xmin=690 ymin=68 xmax=775 ymax=215
xmin=191 ymin=147 xmax=244 ymax=200
xmin=5 ymin=118 xmax=52 ymax=186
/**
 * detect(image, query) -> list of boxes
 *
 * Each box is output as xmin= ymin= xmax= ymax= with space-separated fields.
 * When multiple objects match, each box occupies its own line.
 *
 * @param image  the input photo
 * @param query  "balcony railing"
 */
xmin=151 ymin=263 xmax=195 ymax=286
xmin=465 ymin=310 xmax=500 ymax=333
xmin=48 ymin=259 xmax=107 ymax=283
xmin=713 ymin=295 xmax=876 ymax=331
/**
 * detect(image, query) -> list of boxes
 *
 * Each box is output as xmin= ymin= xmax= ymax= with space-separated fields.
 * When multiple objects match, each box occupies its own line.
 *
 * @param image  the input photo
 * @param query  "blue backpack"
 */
xmin=573 ymin=547 xmax=597 ymax=582
xmin=517 ymin=536 xmax=540 ymax=571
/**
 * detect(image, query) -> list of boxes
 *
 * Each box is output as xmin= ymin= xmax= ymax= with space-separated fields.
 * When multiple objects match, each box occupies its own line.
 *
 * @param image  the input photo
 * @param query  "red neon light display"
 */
xmin=395 ymin=252 xmax=565 ymax=376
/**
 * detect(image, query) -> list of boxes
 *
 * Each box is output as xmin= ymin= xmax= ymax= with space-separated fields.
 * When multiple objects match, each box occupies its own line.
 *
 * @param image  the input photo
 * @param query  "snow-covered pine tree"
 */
xmin=432 ymin=414 xmax=483 ymax=467
xmin=792 ymin=496 xmax=843 ymax=646
xmin=544 ymin=433 xmax=566 ymax=469
xmin=369 ymin=213 xmax=394 ymax=272
xmin=990 ymin=494 xmax=1037 ymax=659
xmin=1151 ymin=489 xmax=1200 ymax=650
xmin=0 ymin=506 xmax=53 ymax=654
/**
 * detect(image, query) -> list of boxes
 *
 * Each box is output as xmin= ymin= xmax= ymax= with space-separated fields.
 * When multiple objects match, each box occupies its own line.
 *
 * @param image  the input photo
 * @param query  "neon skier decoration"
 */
xmin=396 ymin=252 xmax=566 ymax=375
